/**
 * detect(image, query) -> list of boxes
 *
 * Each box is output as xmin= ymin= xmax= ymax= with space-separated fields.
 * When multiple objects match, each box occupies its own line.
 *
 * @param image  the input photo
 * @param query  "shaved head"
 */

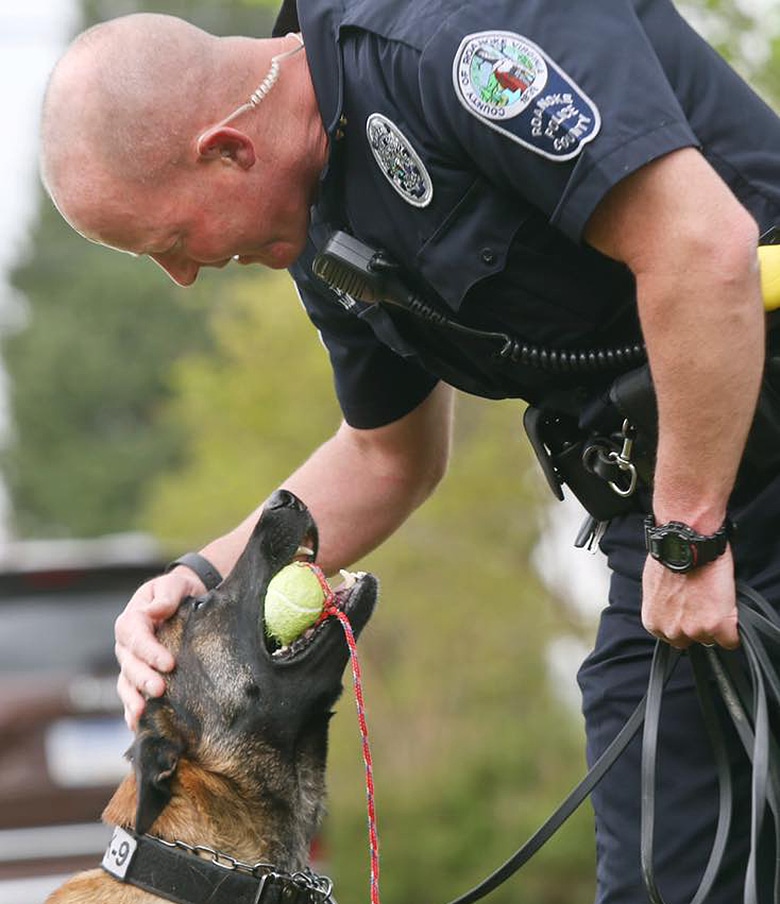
xmin=38 ymin=13 xmax=328 ymax=280
xmin=40 ymin=14 xmax=260 ymax=230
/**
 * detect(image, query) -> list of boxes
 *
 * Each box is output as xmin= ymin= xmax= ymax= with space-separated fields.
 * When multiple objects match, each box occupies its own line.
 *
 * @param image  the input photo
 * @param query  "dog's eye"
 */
xmin=191 ymin=596 xmax=209 ymax=612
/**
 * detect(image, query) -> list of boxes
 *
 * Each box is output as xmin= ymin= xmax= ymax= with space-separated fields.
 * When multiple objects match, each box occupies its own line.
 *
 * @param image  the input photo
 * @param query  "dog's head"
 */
xmin=130 ymin=490 xmax=378 ymax=865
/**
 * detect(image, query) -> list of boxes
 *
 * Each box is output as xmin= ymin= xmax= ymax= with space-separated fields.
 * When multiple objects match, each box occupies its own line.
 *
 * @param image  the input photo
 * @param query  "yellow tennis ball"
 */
xmin=264 ymin=562 xmax=327 ymax=646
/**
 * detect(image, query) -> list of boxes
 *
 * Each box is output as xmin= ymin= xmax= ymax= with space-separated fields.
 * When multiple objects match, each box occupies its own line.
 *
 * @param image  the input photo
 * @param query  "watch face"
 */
xmin=659 ymin=530 xmax=694 ymax=569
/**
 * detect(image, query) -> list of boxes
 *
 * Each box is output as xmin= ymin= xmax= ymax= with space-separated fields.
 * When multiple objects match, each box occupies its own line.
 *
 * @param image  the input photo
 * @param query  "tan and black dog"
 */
xmin=47 ymin=489 xmax=378 ymax=904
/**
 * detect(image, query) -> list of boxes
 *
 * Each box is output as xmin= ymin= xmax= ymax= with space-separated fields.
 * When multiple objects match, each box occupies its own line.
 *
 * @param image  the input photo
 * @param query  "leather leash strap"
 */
xmin=444 ymin=583 xmax=780 ymax=904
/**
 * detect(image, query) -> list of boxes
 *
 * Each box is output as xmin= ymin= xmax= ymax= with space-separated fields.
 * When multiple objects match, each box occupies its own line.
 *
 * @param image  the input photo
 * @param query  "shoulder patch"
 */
xmin=366 ymin=113 xmax=433 ymax=208
xmin=452 ymin=30 xmax=601 ymax=162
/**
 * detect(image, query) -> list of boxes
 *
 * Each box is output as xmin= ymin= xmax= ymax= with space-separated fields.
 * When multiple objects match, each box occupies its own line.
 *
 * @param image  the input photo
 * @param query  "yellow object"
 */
xmin=760 ymin=244 xmax=780 ymax=312
xmin=264 ymin=562 xmax=326 ymax=645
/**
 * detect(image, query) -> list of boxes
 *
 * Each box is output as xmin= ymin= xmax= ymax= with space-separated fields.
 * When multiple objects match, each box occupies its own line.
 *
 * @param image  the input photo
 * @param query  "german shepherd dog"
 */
xmin=47 ymin=489 xmax=378 ymax=904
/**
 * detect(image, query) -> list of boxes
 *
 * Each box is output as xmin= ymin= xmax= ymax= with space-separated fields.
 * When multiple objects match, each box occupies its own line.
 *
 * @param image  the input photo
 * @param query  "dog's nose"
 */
xmin=265 ymin=489 xmax=306 ymax=512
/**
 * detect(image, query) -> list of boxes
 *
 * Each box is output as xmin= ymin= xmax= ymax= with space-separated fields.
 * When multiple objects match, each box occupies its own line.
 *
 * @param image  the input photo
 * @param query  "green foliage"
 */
xmin=137 ymin=267 xmax=597 ymax=903
xmin=139 ymin=269 xmax=342 ymax=546
xmin=2 ymin=205 xmax=215 ymax=537
xmin=680 ymin=0 xmax=780 ymax=104
xmin=81 ymin=0 xmax=278 ymax=37
xmin=2 ymin=0 xmax=279 ymax=539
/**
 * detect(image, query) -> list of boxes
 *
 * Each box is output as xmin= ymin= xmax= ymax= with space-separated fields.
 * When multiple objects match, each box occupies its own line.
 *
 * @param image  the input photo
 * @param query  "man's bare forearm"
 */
xmin=643 ymin=234 xmax=764 ymax=532
xmin=200 ymin=382 xmax=454 ymax=578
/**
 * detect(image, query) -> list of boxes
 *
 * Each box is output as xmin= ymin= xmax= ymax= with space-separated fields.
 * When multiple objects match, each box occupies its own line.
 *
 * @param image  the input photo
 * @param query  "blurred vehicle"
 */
xmin=0 ymin=534 xmax=166 ymax=904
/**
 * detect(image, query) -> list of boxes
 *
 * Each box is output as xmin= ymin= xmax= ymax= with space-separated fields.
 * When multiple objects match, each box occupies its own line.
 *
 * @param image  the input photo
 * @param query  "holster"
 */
xmin=523 ymin=375 xmax=655 ymax=524
xmin=524 ymin=345 xmax=780 ymax=524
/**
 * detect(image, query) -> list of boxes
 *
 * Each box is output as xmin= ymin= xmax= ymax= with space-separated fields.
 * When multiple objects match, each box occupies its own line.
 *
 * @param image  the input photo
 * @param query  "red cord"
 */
xmin=306 ymin=565 xmax=381 ymax=904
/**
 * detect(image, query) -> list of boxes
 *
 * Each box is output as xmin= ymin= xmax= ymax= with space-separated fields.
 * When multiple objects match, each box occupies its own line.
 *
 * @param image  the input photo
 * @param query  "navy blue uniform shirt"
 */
xmin=277 ymin=0 xmax=780 ymax=428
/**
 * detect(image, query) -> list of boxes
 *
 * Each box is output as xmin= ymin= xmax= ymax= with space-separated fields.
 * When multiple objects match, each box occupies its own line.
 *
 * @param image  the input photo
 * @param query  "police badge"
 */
xmin=365 ymin=112 xmax=433 ymax=207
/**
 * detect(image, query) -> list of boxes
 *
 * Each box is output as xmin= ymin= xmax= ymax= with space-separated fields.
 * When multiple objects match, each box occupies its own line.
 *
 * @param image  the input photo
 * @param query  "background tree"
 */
xmin=2 ymin=206 xmax=214 ymax=537
xmin=680 ymin=0 xmax=779 ymax=105
xmin=2 ymin=0 xmax=278 ymax=538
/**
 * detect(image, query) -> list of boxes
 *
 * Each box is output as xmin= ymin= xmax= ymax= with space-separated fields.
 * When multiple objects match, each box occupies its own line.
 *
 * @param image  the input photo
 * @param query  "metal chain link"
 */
xmin=148 ymin=835 xmax=334 ymax=900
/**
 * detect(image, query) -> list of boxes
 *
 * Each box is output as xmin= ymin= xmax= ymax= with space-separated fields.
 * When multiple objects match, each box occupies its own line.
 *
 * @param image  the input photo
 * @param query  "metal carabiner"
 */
xmin=607 ymin=420 xmax=638 ymax=498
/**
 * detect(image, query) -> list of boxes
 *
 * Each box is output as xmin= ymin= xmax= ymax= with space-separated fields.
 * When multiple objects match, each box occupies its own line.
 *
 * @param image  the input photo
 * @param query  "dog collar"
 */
xmin=102 ymin=827 xmax=334 ymax=904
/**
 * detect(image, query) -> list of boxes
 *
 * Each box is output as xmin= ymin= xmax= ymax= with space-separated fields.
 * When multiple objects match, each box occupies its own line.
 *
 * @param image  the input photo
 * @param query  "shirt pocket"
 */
xmin=414 ymin=177 xmax=533 ymax=312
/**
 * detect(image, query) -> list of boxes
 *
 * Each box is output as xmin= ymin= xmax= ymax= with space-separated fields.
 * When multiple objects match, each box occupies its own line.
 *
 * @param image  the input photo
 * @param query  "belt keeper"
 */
xmin=165 ymin=552 xmax=223 ymax=591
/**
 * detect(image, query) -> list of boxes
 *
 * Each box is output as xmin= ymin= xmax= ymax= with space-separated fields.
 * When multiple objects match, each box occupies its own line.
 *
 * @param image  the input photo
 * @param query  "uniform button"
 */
xmin=481 ymin=247 xmax=496 ymax=265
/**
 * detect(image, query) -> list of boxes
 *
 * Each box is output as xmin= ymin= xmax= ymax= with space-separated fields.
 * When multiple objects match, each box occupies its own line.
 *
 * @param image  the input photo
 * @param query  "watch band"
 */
xmin=165 ymin=552 xmax=223 ymax=591
xmin=644 ymin=516 xmax=732 ymax=574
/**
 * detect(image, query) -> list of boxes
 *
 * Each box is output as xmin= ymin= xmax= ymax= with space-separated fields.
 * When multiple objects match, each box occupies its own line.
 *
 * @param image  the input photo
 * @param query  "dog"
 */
xmin=46 ymin=488 xmax=378 ymax=904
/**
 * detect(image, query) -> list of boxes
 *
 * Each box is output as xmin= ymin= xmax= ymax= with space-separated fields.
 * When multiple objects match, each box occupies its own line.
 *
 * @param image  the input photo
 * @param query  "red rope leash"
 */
xmin=309 ymin=565 xmax=381 ymax=904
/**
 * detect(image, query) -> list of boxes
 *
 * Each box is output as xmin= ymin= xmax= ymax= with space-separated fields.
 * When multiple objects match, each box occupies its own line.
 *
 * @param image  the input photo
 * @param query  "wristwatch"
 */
xmin=643 ymin=516 xmax=732 ymax=574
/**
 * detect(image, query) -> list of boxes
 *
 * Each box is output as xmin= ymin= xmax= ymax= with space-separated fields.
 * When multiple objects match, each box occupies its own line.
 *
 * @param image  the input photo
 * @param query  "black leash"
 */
xmin=444 ymin=583 xmax=780 ymax=904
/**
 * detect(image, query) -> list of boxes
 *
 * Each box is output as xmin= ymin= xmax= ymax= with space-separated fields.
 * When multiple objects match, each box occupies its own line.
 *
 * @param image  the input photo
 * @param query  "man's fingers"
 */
xmin=115 ymin=641 xmax=168 ymax=694
xmin=645 ymin=627 xmax=691 ymax=650
xmin=113 ymin=573 xmax=198 ymax=724
xmin=124 ymin=578 xmax=184 ymax=624
xmin=643 ymin=615 xmax=739 ymax=650
xmin=115 ymin=608 xmax=176 ymax=672
xmin=117 ymin=671 xmax=148 ymax=731
xmin=115 ymin=647 xmax=167 ymax=730
xmin=704 ymin=614 xmax=741 ymax=651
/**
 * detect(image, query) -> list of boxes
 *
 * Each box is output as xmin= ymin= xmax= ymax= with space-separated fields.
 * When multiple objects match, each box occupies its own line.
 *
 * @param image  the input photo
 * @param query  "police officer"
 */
xmin=39 ymin=2 xmax=780 ymax=901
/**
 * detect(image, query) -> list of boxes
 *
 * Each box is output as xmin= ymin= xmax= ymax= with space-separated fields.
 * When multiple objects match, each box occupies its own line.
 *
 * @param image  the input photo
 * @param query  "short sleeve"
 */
xmin=289 ymin=248 xmax=440 ymax=429
xmin=420 ymin=0 xmax=700 ymax=241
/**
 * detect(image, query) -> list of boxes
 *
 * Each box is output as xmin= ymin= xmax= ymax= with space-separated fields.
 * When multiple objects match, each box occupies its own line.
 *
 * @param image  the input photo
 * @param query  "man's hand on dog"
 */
xmin=115 ymin=568 xmax=202 ymax=728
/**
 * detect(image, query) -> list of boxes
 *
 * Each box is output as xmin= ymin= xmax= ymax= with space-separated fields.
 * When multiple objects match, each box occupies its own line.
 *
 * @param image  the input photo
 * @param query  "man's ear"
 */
xmin=132 ymin=727 xmax=184 ymax=835
xmin=196 ymin=126 xmax=256 ymax=169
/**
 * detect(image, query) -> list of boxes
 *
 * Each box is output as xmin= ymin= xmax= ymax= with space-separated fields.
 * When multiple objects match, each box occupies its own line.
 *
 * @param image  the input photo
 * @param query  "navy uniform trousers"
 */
xmin=578 ymin=471 xmax=780 ymax=904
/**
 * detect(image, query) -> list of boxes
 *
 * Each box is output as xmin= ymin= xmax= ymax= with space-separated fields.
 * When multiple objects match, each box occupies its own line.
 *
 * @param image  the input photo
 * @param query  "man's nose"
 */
xmin=149 ymin=252 xmax=200 ymax=287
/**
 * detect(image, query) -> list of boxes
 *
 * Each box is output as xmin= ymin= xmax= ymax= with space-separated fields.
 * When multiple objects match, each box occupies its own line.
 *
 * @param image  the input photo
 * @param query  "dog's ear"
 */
xmin=132 ymin=729 xmax=183 ymax=835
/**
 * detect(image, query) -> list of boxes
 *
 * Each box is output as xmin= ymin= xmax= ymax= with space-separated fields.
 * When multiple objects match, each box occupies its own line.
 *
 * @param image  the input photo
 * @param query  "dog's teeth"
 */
xmin=295 ymin=545 xmax=315 ymax=560
xmin=337 ymin=569 xmax=359 ymax=589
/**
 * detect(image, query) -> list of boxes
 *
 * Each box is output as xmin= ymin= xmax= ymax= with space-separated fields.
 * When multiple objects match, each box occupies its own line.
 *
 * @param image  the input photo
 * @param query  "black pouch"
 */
xmin=524 ymin=348 xmax=780 ymax=523
xmin=606 ymin=351 xmax=780 ymax=482
xmin=523 ymin=399 xmax=642 ymax=522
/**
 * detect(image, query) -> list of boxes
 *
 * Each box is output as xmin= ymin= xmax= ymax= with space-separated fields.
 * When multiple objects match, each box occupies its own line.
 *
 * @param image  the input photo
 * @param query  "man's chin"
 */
xmin=236 ymin=243 xmax=302 ymax=270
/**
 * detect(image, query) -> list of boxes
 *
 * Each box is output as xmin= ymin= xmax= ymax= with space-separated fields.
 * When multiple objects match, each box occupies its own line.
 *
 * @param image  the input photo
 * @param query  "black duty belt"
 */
xmin=442 ymin=584 xmax=780 ymax=904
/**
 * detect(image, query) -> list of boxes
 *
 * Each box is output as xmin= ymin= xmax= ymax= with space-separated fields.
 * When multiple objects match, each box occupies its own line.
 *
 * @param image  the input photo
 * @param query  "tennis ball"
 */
xmin=264 ymin=562 xmax=327 ymax=646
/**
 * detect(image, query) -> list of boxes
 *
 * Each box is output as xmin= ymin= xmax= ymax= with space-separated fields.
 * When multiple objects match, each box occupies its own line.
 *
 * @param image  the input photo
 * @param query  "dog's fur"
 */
xmin=47 ymin=490 xmax=378 ymax=903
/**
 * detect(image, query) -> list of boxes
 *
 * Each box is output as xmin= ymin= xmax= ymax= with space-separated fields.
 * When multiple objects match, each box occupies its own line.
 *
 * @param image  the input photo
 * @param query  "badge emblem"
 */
xmin=366 ymin=113 xmax=433 ymax=208
xmin=453 ymin=31 xmax=601 ymax=161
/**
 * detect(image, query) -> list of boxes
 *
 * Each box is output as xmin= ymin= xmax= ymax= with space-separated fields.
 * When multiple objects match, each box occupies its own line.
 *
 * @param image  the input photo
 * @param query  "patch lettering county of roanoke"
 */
xmin=452 ymin=30 xmax=601 ymax=161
